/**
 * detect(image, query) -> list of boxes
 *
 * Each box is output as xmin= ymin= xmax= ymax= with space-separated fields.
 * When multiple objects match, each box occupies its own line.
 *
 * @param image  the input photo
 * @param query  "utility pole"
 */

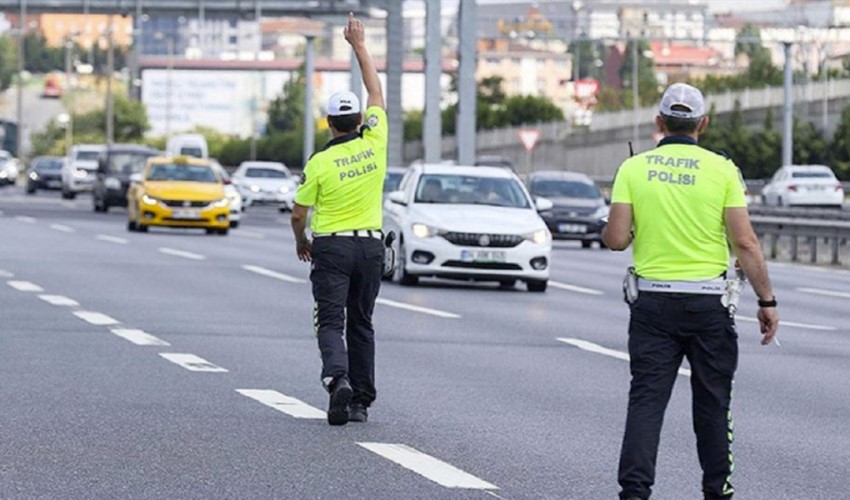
xmin=423 ymin=0 xmax=441 ymax=163
xmin=782 ymin=42 xmax=793 ymax=167
xmin=632 ymin=39 xmax=639 ymax=147
xmin=303 ymin=35 xmax=315 ymax=166
xmin=456 ymin=0 xmax=478 ymax=165
xmin=106 ymin=15 xmax=115 ymax=145
xmin=16 ymin=0 xmax=26 ymax=158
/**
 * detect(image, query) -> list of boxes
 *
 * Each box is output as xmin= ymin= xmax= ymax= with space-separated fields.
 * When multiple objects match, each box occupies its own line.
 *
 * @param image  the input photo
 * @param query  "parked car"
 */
xmin=167 ymin=134 xmax=208 ymax=159
xmin=93 ymin=144 xmax=160 ymax=212
xmin=211 ymin=160 xmax=243 ymax=228
xmin=527 ymin=171 xmax=609 ymax=248
xmin=0 ymin=150 xmax=21 ymax=186
xmin=42 ymin=74 xmax=62 ymax=99
xmin=384 ymin=166 xmax=406 ymax=196
xmin=762 ymin=165 xmax=844 ymax=209
xmin=26 ymin=156 xmax=65 ymax=193
xmin=62 ymin=144 xmax=105 ymax=199
xmin=127 ymin=156 xmax=230 ymax=235
xmin=232 ymin=161 xmax=297 ymax=211
xmin=474 ymin=155 xmax=515 ymax=171
xmin=383 ymin=164 xmax=553 ymax=292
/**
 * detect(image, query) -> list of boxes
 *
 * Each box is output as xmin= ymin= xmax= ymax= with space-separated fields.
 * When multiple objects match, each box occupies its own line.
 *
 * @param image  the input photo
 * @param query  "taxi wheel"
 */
xmin=230 ymin=220 xmax=239 ymax=229
xmin=137 ymin=224 xmax=148 ymax=233
xmin=205 ymin=228 xmax=216 ymax=235
xmin=127 ymin=219 xmax=137 ymax=232
xmin=218 ymin=229 xmax=229 ymax=236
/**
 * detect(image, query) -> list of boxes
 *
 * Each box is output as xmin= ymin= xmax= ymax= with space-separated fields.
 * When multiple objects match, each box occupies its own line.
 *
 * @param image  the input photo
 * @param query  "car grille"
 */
xmin=162 ymin=200 xmax=209 ymax=208
xmin=553 ymin=209 xmax=595 ymax=218
xmin=442 ymin=261 xmax=523 ymax=270
xmin=443 ymin=232 xmax=523 ymax=248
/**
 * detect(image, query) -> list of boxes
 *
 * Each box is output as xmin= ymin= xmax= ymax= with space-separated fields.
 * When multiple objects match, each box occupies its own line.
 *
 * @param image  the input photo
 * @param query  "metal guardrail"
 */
xmin=748 ymin=205 xmax=850 ymax=220
xmin=750 ymin=216 xmax=850 ymax=265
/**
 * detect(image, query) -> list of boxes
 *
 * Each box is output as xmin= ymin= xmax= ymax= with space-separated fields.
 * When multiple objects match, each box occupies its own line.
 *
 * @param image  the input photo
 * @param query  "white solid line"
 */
xmin=357 ymin=442 xmax=498 ymax=490
xmin=0 ymin=270 xmax=13 ymax=278
xmin=797 ymin=287 xmax=850 ymax=300
xmin=7 ymin=280 xmax=44 ymax=292
xmin=242 ymin=264 xmax=306 ymax=283
xmin=159 ymin=247 xmax=206 ymax=260
xmin=38 ymin=294 xmax=80 ymax=307
xmin=736 ymin=316 xmax=836 ymax=331
xmin=549 ymin=281 xmax=605 ymax=296
xmin=375 ymin=297 xmax=461 ymax=319
xmin=15 ymin=215 xmax=36 ymax=223
xmin=96 ymin=234 xmax=128 ymax=245
xmin=73 ymin=311 xmax=120 ymax=326
xmin=236 ymin=389 xmax=326 ymax=419
xmin=49 ymin=223 xmax=75 ymax=233
xmin=557 ymin=337 xmax=692 ymax=377
xmin=159 ymin=353 xmax=228 ymax=372
xmin=111 ymin=328 xmax=170 ymax=346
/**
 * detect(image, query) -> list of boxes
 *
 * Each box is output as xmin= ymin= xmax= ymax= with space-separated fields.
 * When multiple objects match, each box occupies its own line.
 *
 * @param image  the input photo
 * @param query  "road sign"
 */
xmin=518 ymin=129 xmax=540 ymax=152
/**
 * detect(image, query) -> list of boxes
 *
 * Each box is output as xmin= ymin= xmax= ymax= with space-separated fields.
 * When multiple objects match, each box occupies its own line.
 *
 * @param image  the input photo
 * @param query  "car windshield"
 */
xmin=147 ymin=164 xmax=217 ymax=183
xmin=245 ymin=168 xmax=288 ymax=179
xmin=414 ymin=174 xmax=530 ymax=208
xmin=384 ymin=172 xmax=404 ymax=192
xmin=531 ymin=180 xmax=600 ymax=199
xmin=107 ymin=152 xmax=153 ymax=175
xmin=35 ymin=158 xmax=63 ymax=171
xmin=791 ymin=171 xmax=834 ymax=179
xmin=76 ymin=151 xmax=100 ymax=161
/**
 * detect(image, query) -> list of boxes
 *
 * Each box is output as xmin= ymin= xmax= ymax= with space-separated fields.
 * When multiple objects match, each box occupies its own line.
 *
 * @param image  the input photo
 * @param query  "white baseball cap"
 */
xmin=327 ymin=90 xmax=361 ymax=117
xmin=659 ymin=83 xmax=705 ymax=119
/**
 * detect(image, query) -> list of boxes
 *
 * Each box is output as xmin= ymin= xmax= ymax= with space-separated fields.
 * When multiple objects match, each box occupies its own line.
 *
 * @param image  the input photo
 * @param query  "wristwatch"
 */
xmin=757 ymin=297 xmax=777 ymax=308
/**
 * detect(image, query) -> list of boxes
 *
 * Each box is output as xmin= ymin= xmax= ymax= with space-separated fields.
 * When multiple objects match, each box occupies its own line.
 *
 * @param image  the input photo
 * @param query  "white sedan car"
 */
xmin=210 ymin=160 xmax=243 ymax=228
xmin=762 ymin=165 xmax=844 ymax=209
xmin=383 ymin=164 xmax=553 ymax=292
xmin=232 ymin=161 xmax=297 ymax=210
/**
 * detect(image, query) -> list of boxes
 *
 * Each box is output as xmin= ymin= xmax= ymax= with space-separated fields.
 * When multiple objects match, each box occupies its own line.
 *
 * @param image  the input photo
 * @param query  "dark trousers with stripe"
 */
xmin=310 ymin=236 xmax=384 ymax=406
xmin=618 ymin=293 xmax=738 ymax=500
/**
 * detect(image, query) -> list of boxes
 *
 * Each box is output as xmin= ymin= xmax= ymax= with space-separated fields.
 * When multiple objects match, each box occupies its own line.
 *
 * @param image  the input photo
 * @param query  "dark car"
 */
xmin=384 ymin=166 xmax=407 ymax=194
xmin=26 ymin=156 xmax=65 ymax=193
xmin=93 ymin=144 xmax=160 ymax=212
xmin=527 ymin=171 xmax=609 ymax=248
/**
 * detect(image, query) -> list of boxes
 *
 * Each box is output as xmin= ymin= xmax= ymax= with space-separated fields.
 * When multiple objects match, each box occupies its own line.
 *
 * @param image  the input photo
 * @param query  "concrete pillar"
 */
xmin=423 ymin=0 xmax=442 ymax=163
xmin=782 ymin=42 xmax=794 ymax=166
xmin=303 ymin=36 xmax=315 ymax=166
xmin=456 ymin=0 xmax=478 ymax=165
xmin=386 ymin=2 xmax=404 ymax=167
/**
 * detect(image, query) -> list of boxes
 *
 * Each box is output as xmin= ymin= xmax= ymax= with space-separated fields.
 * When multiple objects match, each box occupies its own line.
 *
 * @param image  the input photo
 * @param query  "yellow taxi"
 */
xmin=127 ymin=156 xmax=231 ymax=235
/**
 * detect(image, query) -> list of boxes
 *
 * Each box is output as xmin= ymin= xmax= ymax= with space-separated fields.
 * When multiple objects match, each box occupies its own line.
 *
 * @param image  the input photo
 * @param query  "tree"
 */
xmin=830 ymin=105 xmax=850 ymax=180
xmin=568 ymin=40 xmax=606 ymax=81
xmin=620 ymin=40 xmax=660 ymax=106
xmin=792 ymin=120 xmax=828 ymax=166
xmin=735 ymin=24 xmax=782 ymax=88
xmin=501 ymin=95 xmax=564 ymax=126
xmin=0 ymin=36 xmax=17 ymax=91
xmin=23 ymin=32 xmax=64 ymax=73
xmin=267 ymin=69 xmax=305 ymax=134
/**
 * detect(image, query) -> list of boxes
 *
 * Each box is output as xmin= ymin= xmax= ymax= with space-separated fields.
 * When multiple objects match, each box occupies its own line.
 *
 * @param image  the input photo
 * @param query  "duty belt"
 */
xmin=312 ymin=230 xmax=383 ymax=240
xmin=637 ymin=278 xmax=726 ymax=295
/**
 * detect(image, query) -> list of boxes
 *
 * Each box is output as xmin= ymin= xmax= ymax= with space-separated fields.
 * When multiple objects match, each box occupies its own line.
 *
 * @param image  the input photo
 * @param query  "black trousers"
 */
xmin=310 ymin=236 xmax=384 ymax=407
xmin=618 ymin=293 xmax=738 ymax=500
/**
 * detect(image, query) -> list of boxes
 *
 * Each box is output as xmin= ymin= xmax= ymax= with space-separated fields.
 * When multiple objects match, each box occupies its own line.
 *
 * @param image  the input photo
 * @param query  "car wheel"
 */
xmin=278 ymin=206 xmax=288 ymax=213
xmin=127 ymin=219 xmax=137 ymax=232
xmin=230 ymin=220 xmax=239 ymax=229
xmin=499 ymin=279 xmax=517 ymax=289
xmin=396 ymin=242 xmax=418 ymax=286
xmin=526 ymin=280 xmax=548 ymax=292
xmin=206 ymin=228 xmax=216 ymax=235
xmin=581 ymin=240 xmax=592 ymax=249
xmin=598 ymin=240 xmax=608 ymax=250
xmin=61 ymin=188 xmax=72 ymax=199
xmin=218 ymin=228 xmax=229 ymax=236
xmin=102 ymin=202 xmax=109 ymax=213
xmin=26 ymin=185 xmax=36 ymax=195
xmin=778 ymin=196 xmax=785 ymax=207
xmin=137 ymin=224 xmax=148 ymax=233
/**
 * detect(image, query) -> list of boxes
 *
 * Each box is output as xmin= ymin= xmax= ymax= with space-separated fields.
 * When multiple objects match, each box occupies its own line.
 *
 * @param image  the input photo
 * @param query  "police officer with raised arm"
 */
xmin=603 ymin=83 xmax=779 ymax=500
xmin=291 ymin=13 xmax=387 ymax=426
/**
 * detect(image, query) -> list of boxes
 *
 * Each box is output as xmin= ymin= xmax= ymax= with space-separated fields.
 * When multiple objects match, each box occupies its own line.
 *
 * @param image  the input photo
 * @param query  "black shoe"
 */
xmin=327 ymin=378 xmax=352 ymax=426
xmin=349 ymin=403 xmax=368 ymax=423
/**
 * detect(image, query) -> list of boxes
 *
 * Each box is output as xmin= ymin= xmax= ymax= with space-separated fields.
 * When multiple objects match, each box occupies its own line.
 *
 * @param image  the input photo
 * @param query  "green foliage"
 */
xmin=569 ymin=40 xmax=606 ymax=81
xmin=0 ymin=36 xmax=17 ymax=91
xmin=620 ymin=40 xmax=660 ymax=106
xmin=700 ymin=101 xmax=781 ymax=179
xmin=792 ymin=119 xmax=828 ymax=166
xmin=23 ymin=33 xmax=64 ymax=73
xmin=403 ymin=110 xmax=424 ymax=141
xmin=830 ymin=105 xmax=850 ymax=179
xmin=267 ymin=69 xmax=305 ymax=134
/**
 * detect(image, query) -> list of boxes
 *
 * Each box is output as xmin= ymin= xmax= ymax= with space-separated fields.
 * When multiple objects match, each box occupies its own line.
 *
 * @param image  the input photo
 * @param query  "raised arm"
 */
xmin=344 ymin=13 xmax=384 ymax=109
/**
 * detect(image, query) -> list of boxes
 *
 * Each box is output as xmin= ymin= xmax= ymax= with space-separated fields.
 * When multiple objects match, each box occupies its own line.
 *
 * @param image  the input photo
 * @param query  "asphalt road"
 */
xmin=1 ymin=186 xmax=849 ymax=500
xmin=0 ymin=86 xmax=65 ymax=152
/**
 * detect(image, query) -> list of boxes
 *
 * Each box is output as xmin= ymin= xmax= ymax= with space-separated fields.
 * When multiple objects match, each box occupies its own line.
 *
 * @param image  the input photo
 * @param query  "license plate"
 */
xmin=171 ymin=208 xmax=201 ymax=219
xmin=460 ymin=250 xmax=506 ymax=262
xmin=46 ymin=180 xmax=61 ymax=188
xmin=559 ymin=223 xmax=587 ymax=234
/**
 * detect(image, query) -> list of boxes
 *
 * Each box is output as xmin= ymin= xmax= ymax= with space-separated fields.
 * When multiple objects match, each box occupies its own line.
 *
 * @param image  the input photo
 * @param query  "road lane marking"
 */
xmin=111 ymin=329 xmax=170 ymax=346
xmin=159 ymin=247 xmax=206 ymax=260
xmin=375 ymin=298 xmax=461 ymax=319
xmin=242 ymin=264 xmax=306 ymax=283
xmin=49 ymin=223 xmax=75 ymax=233
xmin=15 ymin=216 xmax=36 ymax=223
xmin=159 ymin=353 xmax=228 ymax=372
xmin=549 ymin=281 xmax=605 ymax=296
xmin=96 ymin=234 xmax=128 ymax=245
xmin=7 ymin=280 xmax=44 ymax=292
xmin=736 ymin=316 xmax=836 ymax=331
xmin=236 ymin=389 xmax=326 ymax=419
xmin=235 ymin=230 xmax=266 ymax=239
xmin=557 ymin=337 xmax=692 ymax=377
xmin=73 ymin=311 xmax=120 ymax=326
xmin=797 ymin=287 xmax=850 ymax=300
xmin=357 ymin=442 xmax=498 ymax=490
xmin=0 ymin=270 xmax=15 ymax=278
xmin=38 ymin=294 xmax=79 ymax=307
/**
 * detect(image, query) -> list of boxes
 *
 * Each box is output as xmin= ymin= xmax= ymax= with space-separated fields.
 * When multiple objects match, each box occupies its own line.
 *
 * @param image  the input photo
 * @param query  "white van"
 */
xmin=167 ymin=134 xmax=208 ymax=159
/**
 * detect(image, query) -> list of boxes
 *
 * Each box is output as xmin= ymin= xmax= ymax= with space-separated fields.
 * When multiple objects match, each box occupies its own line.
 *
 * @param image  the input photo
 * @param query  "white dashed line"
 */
xmin=236 ymin=389 xmax=326 ymax=419
xmin=357 ymin=443 xmax=499 ymax=490
xmin=15 ymin=215 xmax=36 ymax=223
xmin=0 ymin=270 xmax=15 ymax=278
xmin=159 ymin=353 xmax=228 ymax=372
xmin=549 ymin=281 xmax=605 ymax=295
xmin=736 ymin=316 xmax=836 ymax=331
xmin=375 ymin=298 xmax=461 ymax=319
xmin=73 ymin=311 xmax=120 ymax=326
xmin=242 ymin=264 xmax=306 ymax=283
xmin=797 ymin=287 xmax=850 ymax=300
xmin=96 ymin=234 xmax=128 ymax=245
xmin=38 ymin=294 xmax=80 ymax=307
xmin=49 ymin=223 xmax=75 ymax=233
xmin=159 ymin=247 xmax=206 ymax=260
xmin=557 ymin=337 xmax=692 ymax=377
xmin=7 ymin=280 xmax=44 ymax=292
xmin=111 ymin=329 xmax=170 ymax=346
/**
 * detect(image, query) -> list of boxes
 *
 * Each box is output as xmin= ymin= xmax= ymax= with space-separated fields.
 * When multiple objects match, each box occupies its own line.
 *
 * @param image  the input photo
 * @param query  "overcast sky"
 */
xmin=463 ymin=0 xmax=791 ymax=14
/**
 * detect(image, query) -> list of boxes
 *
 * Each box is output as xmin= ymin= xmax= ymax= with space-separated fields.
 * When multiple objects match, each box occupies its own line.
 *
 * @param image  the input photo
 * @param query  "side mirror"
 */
xmin=535 ymin=196 xmax=554 ymax=212
xmin=388 ymin=190 xmax=407 ymax=206
xmin=129 ymin=173 xmax=143 ymax=184
xmin=604 ymin=196 xmax=611 ymax=206
xmin=98 ymin=157 xmax=107 ymax=174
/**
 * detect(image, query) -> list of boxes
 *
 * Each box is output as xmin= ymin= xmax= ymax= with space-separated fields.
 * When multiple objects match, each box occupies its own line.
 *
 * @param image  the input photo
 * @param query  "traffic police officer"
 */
xmin=603 ymin=83 xmax=779 ymax=499
xmin=291 ymin=13 xmax=387 ymax=426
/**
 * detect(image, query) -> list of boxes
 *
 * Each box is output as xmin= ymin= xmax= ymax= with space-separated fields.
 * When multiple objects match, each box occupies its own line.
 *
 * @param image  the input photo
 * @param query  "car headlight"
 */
xmin=208 ymin=197 xmax=230 ymax=208
xmin=411 ymin=223 xmax=443 ymax=239
xmin=249 ymin=185 xmax=260 ymax=193
xmin=0 ymin=171 xmax=7 ymax=179
xmin=525 ymin=229 xmax=550 ymax=245
xmin=74 ymin=169 xmax=88 ymax=179
xmin=29 ymin=171 xmax=38 ymax=180
xmin=141 ymin=194 xmax=159 ymax=206
xmin=592 ymin=205 xmax=610 ymax=220
xmin=279 ymin=185 xmax=291 ymax=194
xmin=104 ymin=177 xmax=121 ymax=190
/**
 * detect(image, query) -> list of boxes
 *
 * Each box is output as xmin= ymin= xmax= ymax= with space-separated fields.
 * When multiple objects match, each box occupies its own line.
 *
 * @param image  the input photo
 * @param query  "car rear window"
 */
xmin=531 ymin=180 xmax=600 ymax=199
xmin=245 ymin=168 xmax=288 ymax=179
xmin=791 ymin=171 xmax=834 ymax=179
xmin=76 ymin=151 xmax=100 ymax=161
xmin=107 ymin=152 xmax=155 ymax=175
xmin=35 ymin=158 xmax=63 ymax=170
xmin=147 ymin=164 xmax=217 ymax=183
